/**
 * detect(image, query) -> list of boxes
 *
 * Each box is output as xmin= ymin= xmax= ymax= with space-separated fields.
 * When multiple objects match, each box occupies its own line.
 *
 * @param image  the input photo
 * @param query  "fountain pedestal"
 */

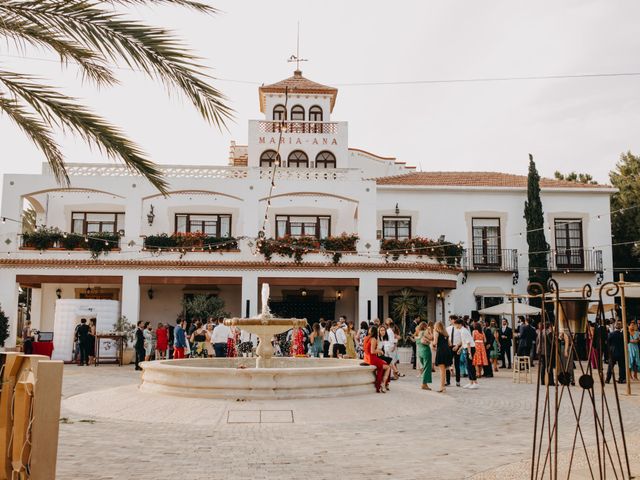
xmin=225 ymin=317 xmax=307 ymax=368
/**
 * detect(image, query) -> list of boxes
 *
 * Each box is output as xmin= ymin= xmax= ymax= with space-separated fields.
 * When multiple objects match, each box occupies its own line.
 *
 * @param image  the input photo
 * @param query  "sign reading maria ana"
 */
xmin=259 ymin=136 xmax=338 ymax=146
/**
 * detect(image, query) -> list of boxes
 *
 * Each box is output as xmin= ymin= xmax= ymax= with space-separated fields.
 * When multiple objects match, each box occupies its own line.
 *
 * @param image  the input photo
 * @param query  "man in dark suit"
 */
xmin=134 ymin=320 xmax=145 ymax=371
xmin=483 ymin=321 xmax=495 ymax=377
xmin=499 ymin=318 xmax=513 ymax=369
xmin=517 ymin=317 xmax=536 ymax=366
xmin=75 ymin=318 xmax=91 ymax=366
xmin=536 ymin=322 xmax=555 ymax=385
xmin=606 ymin=321 xmax=626 ymax=384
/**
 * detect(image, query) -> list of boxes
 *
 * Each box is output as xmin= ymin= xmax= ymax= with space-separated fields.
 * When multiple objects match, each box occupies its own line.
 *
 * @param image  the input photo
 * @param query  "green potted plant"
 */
xmin=21 ymin=226 xmax=62 ymax=250
xmin=321 ymin=234 xmax=358 ymax=264
xmin=112 ymin=315 xmax=136 ymax=364
xmin=258 ymin=236 xmax=320 ymax=263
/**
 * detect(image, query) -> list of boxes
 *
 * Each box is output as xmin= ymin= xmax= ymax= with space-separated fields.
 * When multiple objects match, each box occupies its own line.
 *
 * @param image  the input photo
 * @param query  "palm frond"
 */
xmin=0 ymin=70 xmax=168 ymax=193
xmin=0 ymin=93 xmax=67 ymax=184
xmin=0 ymin=13 xmax=116 ymax=86
xmin=102 ymin=0 xmax=218 ymax=14
xmin=0 ymin=0 xmax=233 ymax=128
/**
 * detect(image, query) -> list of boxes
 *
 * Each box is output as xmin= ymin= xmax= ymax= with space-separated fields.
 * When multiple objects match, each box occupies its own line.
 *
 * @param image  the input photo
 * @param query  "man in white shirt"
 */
xmin=332 ymin=323 xmax=347 ymax=358
xmin=446 ymin=315 xmax=463 ymax=387
xmin=211 ymin=320 xmax=231 ymax=357
xmin=456 ymin=318 xmax=478 ymax=389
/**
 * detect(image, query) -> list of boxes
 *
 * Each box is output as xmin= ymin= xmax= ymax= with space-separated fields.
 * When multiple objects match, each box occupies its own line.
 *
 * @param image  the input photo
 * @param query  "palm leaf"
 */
xmin=0 ymin=70 xmax=168 ymax=192
xmin=0 ymin=93 xmax=67 ymax=183
xmin=103 ymin=0 xmax=218 ymax=13
xmin=0 ymin=0 xmax=233 ymax=127
xmin=0 ymin=13 xmax=116 ymax=86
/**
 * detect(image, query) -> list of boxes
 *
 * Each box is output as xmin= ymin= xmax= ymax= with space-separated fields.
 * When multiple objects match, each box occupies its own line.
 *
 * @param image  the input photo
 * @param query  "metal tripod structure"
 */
xmin=529 ymin=278 xmax=632 ymax=480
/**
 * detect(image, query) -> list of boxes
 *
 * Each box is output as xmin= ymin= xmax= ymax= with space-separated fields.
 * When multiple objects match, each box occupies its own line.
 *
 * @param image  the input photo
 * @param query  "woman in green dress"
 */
xmin=415 ymin=321 xmax=433 ymax=390
xmin=489 ymin=318 xmax=501 ymax=372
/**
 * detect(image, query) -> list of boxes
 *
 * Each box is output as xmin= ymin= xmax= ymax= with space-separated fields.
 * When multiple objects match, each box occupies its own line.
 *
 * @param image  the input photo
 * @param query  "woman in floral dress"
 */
xmin=356 ymin=321 xmax=368 ymax=359
xmin=472 ymin=323 xmax=488 ymax=378
xmin=226 ymin=326 xmax=238 ymax=357
xmin=289 ymin=326 xmax=305 ymax=356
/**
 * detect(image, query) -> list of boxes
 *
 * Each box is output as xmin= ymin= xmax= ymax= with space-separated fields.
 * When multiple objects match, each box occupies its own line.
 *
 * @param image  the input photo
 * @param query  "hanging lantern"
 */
xmin=556 ymin=298 xmax=590 ymax=334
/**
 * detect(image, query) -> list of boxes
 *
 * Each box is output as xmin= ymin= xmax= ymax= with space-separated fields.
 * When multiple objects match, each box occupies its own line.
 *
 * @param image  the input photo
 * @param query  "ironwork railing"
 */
xmin=257 ymin=121 xmax=338 ymax=134
xmin=547 ymin=249 xmax=603 ymax=272
xmin=462 ymin=248 xmax=518 ymax=272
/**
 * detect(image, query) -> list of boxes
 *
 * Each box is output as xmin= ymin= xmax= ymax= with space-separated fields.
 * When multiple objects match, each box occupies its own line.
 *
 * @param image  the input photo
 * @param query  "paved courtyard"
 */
xmin=57 ymin=364 xmax=640 ymax=480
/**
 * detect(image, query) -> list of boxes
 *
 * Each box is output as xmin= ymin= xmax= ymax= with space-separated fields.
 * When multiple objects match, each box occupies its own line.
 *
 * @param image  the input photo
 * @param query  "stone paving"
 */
xmin=56 ymin=364 xmax=640 ymax=480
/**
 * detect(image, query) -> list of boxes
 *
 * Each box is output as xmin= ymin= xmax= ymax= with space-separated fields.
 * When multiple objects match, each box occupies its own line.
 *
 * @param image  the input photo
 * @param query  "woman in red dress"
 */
xmin=364 ymin=325 xmax=391 ymax=393
xmin=155 ymin=323 xmax=168 ymax=360
xmin=289 ymin=327 xmax=305 ymax=356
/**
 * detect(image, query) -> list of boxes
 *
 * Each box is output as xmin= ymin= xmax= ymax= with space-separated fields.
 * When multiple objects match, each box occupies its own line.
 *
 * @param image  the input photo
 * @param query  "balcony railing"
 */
xmin=547 ymin=249 xmax=603 ymax=272
xmin=142 ymin=234 xmax=239 ymax=251
xmin=257 ymin=120 xmax=338 ymax=134
xmin=462 ymin=248 xmax=518 ymax=272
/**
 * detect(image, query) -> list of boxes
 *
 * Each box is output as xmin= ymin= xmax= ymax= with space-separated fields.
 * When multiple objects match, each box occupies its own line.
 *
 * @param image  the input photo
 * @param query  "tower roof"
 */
xmin=259 ymin=70 xmax=338 ymax=113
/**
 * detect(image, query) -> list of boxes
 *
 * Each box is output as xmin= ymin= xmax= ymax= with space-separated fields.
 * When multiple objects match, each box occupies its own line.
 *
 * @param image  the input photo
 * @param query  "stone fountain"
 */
xmin=139 ymin=283 xmax=375 ymax=399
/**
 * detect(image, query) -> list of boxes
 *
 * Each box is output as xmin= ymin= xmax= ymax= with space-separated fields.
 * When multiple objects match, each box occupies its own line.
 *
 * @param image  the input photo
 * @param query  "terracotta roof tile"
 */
xmin=375 ymin=171 xmax=611 ymax=189
xmin=259 ymin=70 xmax=338 ymax=112
xmin=0 ymin=258 xmax=460 ymax=273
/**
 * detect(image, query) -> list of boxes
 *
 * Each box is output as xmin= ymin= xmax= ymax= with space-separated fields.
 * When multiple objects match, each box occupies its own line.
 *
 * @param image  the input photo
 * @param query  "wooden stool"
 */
xmin=513 ymin=355 xmax=532 ymax=384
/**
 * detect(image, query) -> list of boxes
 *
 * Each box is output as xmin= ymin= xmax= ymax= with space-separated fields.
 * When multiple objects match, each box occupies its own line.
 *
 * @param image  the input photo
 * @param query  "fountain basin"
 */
xmin=140 ymin=358 xmax=376 ymax=400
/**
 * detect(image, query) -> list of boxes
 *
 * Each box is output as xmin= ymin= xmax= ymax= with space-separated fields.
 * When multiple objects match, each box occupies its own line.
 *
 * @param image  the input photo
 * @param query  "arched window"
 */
xmin=309 ymin=105 xmax=323 ymax=122
xmin=260 ymin=150 xmax=280 ymax=167
xmin=273 ymin=104 xmax=286 ymax=121
xmin=290 ymin=105 xmax=305 ymax=121
xmin=315 ymin=151 xmax=336 ymax=169
xmin=287 ymin=150 xmax=308 ymax=168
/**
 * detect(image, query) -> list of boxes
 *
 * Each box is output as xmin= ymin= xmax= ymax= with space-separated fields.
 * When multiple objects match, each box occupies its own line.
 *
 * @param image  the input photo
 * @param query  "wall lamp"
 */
xmin=55 ymin=288 xmax=62 ymax=299
xmin=395 ymin=203 xmax=400 ymax=215
xmin=147 ymin=287 xmax=154 ymax=300
xmin=336 ymin=289 xmax=343 ymax=301
xmin=147 ymin=204 xmax=155 ymax=226
xmin=301 ymin=288 xmax=308 ymax=297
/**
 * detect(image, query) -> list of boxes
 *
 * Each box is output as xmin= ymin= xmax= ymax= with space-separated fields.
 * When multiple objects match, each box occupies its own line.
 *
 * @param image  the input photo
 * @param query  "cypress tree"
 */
xmin=524 ymin=154 xmax=551 ymax=295
xmin=0 ymin=304 xmax=10 ymax=347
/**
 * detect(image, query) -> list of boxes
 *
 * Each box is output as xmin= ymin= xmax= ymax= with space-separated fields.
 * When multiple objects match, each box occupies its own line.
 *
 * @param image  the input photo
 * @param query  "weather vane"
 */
xmin=287 ymin=21 xmax=308 ymax=72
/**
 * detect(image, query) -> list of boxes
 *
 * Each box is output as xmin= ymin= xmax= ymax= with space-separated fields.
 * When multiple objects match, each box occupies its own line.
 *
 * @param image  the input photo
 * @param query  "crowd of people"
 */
xmin=127 ymin=312 xmax=640 ymax=393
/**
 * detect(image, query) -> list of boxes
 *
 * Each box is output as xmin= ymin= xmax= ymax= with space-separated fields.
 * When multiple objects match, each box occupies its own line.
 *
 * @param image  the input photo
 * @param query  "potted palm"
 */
xmin=392 ymin=289 xmax=417 ymax=364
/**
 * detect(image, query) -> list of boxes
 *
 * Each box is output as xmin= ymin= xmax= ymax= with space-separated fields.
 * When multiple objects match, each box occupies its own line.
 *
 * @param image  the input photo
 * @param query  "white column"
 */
xmin=124 ymin=197 xmax=142 ymax=250
xmin=30 ymin=288 xmax=43 ymax=331
xmin=120 ymin=273 xmax=140 ymax=326
xmin=241 ymin=273 xmax=258 ymax=318
xmin=358 ymin=275 xmax=378 ymax=323
xmin=0 ymin=272 xmax=19 ymax=348
xmin=356 ymin=186 xmax=378 ymax=254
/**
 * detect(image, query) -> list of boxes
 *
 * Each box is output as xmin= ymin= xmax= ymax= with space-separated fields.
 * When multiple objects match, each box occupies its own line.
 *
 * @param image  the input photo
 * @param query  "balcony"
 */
xmin=547 ymin=249 xmax=603 ymax=272
xmin=20 ymin=228 xmax=120 ymax=258
xmin=142 ymin=233 xmax=239 ymax=252
xmin=462 ymin=248 xmax=518 ymax=272
xmin=257 ymin=120 xmax=338 ymax=135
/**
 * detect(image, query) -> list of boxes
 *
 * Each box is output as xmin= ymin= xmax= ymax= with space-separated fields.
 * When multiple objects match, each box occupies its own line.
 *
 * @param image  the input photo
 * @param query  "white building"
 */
xmin=0 ymin=69 xmax=614 ymax=350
